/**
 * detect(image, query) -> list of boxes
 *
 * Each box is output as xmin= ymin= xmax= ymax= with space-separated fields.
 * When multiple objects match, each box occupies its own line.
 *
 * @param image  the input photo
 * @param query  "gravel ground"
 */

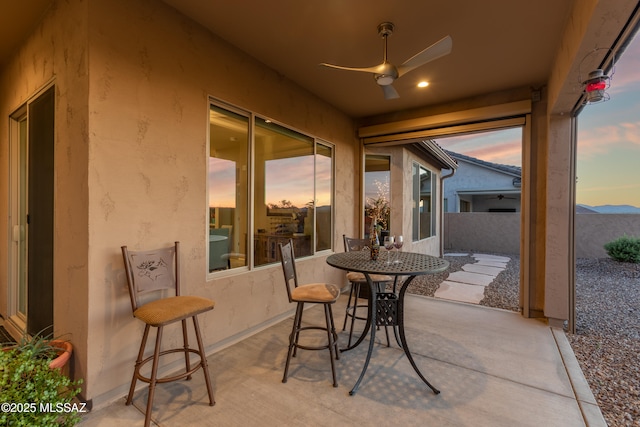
xmin=406 ymin=253 xmax=640 ymax=427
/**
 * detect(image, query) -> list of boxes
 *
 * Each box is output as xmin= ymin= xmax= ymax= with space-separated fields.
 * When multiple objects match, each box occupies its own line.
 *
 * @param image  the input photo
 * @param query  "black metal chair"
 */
xmin=342 ymin=235 xmax=395 ymax=347
xmin=121 ymin=242 xmax=215 ymax=427
xmin=278 ymin=239 xmax=340 ymax=387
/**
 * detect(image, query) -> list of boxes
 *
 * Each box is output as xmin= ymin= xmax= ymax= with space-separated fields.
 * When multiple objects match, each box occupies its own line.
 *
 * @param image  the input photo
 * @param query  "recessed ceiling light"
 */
xmin=417 ymin=81 xmax=429 ymax=88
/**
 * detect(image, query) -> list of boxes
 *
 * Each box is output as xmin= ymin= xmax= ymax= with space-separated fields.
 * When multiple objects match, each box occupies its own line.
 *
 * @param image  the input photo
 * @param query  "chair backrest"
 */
xmin=343 ymin=235 xmax=370 ymax=252
xmin=121 ymin=242 xmax=180 ymax=313
xmin=278 ymin=239 xmax=298 ymax=303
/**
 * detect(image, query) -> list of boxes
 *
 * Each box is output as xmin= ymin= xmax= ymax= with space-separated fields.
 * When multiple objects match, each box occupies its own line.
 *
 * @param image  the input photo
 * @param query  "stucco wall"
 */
xmin=1 ymin=0 xmax=359 ymax=406
xmin=575 ymin=214 xmax=640 ymax=258
xmin=444 ymin=213 xmax=521 ymax=254
xmin=444 ymin=212 xmax=640 ymax=259
xmin=84 ymin=0 xmax=360 ymax=404
xmin=0 ymin=0 xmax=91 ymax=391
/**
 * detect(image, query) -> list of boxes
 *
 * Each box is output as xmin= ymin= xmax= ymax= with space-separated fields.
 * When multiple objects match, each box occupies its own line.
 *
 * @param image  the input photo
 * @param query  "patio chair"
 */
xmin=278 ymin=239 xmax=340 ymax=387
xmin=121 ymin=242 xmax=215 ymax=427
xmin=342 ymin=235 xmax=395 ymax=347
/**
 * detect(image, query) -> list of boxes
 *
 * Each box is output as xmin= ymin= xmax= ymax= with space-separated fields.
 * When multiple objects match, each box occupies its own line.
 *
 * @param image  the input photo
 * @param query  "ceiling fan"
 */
xmin=320 ymin=22 xmax=453 ymax=99
xmin=488 ymin=194 xmax=517 ymax=200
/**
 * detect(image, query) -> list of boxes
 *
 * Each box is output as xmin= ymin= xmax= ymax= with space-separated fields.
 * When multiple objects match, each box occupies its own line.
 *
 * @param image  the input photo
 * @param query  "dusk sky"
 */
xmin=436 ymin=32 xmax=640 ymax=208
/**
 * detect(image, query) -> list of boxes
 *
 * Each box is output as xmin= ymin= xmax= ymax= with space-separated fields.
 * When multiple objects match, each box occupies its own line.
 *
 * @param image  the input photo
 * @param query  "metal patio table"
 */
xmin=326 ymin=250 xmax=449 ymax=395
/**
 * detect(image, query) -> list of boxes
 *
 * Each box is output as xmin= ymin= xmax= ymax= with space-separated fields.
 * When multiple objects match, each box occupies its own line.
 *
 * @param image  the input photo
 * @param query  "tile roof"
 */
xmin=444 ymin=150 xmax=521 ymax=177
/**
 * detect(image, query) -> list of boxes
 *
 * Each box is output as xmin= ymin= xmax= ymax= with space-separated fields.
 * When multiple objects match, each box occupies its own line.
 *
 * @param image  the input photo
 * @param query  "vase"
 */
xmin=49 ymin=340 xmax=73 ymax=370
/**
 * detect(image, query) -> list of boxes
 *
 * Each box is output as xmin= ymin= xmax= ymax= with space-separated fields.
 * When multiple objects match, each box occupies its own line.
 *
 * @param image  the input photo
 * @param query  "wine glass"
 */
xmin=393 ymin=235 xmax=403 ymax=263
xmin=383 ymin=235 xmax=395 ymax=264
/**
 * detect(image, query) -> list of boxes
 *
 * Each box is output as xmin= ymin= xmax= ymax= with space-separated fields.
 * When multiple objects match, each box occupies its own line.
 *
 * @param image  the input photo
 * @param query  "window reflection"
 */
xmin=316 ymin=144 xmax=333 ymax=251
xmin=412 ymin=162 xmax=436 ymax=240
xmin=364 ymin=155 xmax=391 ymax=239
xmin=208 ymin=105 xmax=249 ymax=271
xmin=254 ymin=119 xmax=314 ymax=266
xmin=208 ymin=103 xmax=334 ymax=272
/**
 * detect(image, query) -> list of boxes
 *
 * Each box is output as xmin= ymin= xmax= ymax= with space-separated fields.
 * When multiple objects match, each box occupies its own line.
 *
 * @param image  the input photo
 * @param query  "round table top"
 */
xmin=326 ymin=250 xmax=449 ymax=276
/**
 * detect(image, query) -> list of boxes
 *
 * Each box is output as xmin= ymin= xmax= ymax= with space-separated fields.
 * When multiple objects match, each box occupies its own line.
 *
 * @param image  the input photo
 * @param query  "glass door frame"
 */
xmin=6 ymin=106 xmax=29 ymax=337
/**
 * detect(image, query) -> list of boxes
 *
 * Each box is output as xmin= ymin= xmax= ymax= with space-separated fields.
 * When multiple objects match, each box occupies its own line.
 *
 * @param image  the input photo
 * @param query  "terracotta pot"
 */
xmin=49 ymin=340 xmax=73 ymax=370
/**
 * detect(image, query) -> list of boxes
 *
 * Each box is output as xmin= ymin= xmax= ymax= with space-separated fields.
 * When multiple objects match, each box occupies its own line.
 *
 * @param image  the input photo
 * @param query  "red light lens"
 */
xmin=586 ymin=81 xmax=606 ymax=92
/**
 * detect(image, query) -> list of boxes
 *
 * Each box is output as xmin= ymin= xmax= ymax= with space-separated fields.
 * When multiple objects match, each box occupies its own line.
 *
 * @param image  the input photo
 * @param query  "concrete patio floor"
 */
xmin=79 ymin=294 xmax=605 ymax=426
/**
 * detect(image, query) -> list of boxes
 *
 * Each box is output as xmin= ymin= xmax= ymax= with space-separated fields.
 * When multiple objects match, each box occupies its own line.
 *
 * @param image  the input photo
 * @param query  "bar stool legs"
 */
xmin=283 ymin=301 xmax=340 ymax=387
xmin=125 ymin=318 xmax=215 ymax=427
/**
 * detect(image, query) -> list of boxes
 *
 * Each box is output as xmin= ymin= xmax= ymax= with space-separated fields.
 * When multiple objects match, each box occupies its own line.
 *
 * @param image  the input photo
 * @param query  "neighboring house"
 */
xmin=443 ymin=150 xmax=522 ymax=213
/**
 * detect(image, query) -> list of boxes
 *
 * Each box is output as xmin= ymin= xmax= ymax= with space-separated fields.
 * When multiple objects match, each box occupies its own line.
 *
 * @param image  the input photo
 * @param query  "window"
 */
xmin=255 ymin=119 xmax=314 ymax=266
xmin=315 ymin=143 xmax=333 ymax=252
xmin=208 ymin=105 xmax=250 ymax=271
xmin=412 ymin=162 xmax=436 ymax=240
xmin=208 ymin=102 xmax=334 ymax=271
xmin=364 ymin=155 xmax=390 ymax=238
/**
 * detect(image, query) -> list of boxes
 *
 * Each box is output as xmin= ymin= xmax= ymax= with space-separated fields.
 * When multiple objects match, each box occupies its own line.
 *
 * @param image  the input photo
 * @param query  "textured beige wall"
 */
xmin=444 ymin=213 xmax=521 ymax=254
xmin=0 ymin=0 xmax=358 ymax=405
xmin=0 ymin=0 xmax=91 ymax=393
xmin=575 ymin=215 xmax=640 ymax=258
xmin=445 ymin=213 xmax=640 ymax=258
xmin=85 ymin=0 xmax=358 ymax=404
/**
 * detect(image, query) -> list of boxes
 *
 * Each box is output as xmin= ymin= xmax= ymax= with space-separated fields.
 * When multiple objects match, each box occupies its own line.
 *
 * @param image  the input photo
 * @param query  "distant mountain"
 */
xmin=577 ymin=204 xmax=640 ymax=214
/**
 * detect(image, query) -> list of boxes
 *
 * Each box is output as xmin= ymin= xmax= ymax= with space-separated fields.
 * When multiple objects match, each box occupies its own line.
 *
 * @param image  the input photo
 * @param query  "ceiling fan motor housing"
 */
xmin=374 ymin=63 xmax=398 ymax=85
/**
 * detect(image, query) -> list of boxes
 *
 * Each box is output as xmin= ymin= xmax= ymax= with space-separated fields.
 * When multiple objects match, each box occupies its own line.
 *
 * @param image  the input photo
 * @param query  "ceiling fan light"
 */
xmin=375 ymin=75 xmax=395 ymax=86
xmin=418 ymin=81 xmax=429 ymax=88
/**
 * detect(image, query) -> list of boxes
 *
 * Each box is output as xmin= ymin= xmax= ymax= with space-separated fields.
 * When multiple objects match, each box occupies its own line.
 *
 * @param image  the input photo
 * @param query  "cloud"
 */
xmin=437 ymin=128 xmax=522 ymax=166
xmin=608 ymin=35 xmax=640 ymax=94
xmin=578 ymin=120 xmax=640 ymax=159
xmin=465 ymin=140 xmax=522 ymax=166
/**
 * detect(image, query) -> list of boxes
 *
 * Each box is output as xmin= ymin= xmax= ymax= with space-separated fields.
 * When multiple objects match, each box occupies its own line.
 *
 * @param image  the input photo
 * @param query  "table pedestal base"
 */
xmin=347 ymin=275 xmax=440 ymax=396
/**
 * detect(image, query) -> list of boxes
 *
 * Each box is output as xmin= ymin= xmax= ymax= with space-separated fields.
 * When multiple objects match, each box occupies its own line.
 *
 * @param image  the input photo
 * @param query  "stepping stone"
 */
xmin=446 ymin=271 xmax=495 ymax=286
xmin=473 ymin=254 xmax=510 ymax=263
xmin=435 ymin=281 xmax=485 ymax=304
xmin=474 ymin=260 xmax=508 ymax=269
xmin=462 ymin=264 xmax=504 ymax=276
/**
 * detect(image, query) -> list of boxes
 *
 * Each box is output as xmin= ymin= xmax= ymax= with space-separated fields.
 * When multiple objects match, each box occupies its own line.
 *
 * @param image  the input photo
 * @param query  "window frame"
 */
xmin=412 ymin=161 xmax=437 ymax=241
xmin=363 ymin=154 xmax=391 ymax=239
xmin=207 ymin=99 xmax=335 ymax=276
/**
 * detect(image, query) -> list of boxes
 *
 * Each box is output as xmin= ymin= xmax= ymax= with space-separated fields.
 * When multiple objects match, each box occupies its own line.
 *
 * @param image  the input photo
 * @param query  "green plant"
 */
xmin=0 ymin=331 xmax=83 ymax=427
xmin=604 ymin=235 xmax=640 ymax=263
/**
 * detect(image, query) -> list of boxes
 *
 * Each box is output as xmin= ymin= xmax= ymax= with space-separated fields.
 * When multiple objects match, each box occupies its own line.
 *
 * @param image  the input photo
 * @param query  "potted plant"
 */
xmin=0 ymin=330 xmax=83 ymax=426
xmin=365 ymin=179 xmax=391 ymax=238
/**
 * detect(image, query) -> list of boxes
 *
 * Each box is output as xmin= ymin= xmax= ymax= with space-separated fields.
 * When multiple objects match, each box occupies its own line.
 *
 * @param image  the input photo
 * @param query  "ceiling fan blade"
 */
xmin=381 ymin=84 xmax=399 ymax=99
xmin=319 ymin=62 xmax=382 ymax=74
xmin=397 ymin=35 xmax=453 ymax=77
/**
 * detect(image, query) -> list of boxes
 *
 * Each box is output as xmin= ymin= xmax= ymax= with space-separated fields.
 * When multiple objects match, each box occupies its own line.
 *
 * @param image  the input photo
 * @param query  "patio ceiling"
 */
xmin=2 ymin=1 xmax=637 ymax=119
